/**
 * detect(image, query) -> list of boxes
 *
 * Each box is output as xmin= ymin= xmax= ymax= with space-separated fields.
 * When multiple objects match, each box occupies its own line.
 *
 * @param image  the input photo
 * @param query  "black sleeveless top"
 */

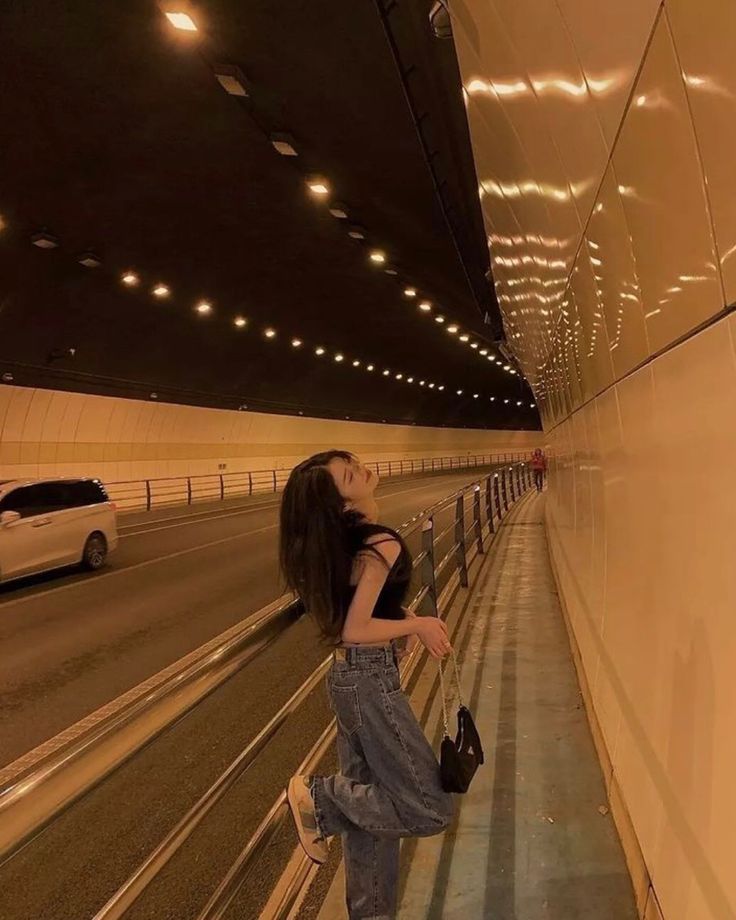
xmin=344 ymin=522 xmax=412 ymax=620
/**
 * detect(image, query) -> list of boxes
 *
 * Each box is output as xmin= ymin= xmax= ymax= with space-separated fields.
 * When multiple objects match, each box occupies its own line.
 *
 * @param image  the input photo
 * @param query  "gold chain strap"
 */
xmin=438 ymin=648 xmax=464 ymax=738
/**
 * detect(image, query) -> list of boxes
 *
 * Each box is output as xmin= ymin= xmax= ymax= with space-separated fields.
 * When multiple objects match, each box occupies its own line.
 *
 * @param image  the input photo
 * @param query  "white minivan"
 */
xmin=0 ymin=478 xmax=118 ymax=585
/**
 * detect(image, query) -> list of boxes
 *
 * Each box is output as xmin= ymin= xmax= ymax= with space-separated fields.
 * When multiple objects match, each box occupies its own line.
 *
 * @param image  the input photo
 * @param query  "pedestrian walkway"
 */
xmin=317 ymin=493 xmax=637 ymax=919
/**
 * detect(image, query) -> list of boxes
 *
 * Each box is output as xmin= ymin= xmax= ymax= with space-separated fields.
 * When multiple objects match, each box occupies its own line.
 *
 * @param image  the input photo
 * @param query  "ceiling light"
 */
xmin=504 ymin=398 xmax=510 ymax=404
xmin=383 ymin=369 xmax=390 ymax=376
xmin=335 ymin=353 xmax=344 ymax=362
xmin=352 ymin=359 xmax=360 ymax=367
xmin=315 ymin=346 xmax=325 ymax=355
xmin=419 ymin=302 xmax=432 ymax=312
xmin=490 ymin=396 xmax=496 ymax=401
xmin=367 ymin=364 xmax=374 ymax=371
xmin=503 ymin=364 xmax=511 ymax=370
xmin=471 ymin=342 xmax=479 ymax=349
xmin=438 ymin=385 xmax=445 ymax=391
xmin=473 ymin=393 xmax=479 ymax=399
xmin=121 ymin=271 xmax=139 ymax=286
xmin=369 ymin=250 xmax=386 ymax=264
xmin=31 ymin=231 xmax=58 ymax=249
xmin=152 ymin=284 xmax=170 ymax=298
xmin=404 ymin=288 xmax=417 ymax=298
xmin=348 ymin=224 xmax=366 ymax=240
xmin=291 ymin=337 xmax=302 ymax=347
xmin=456 ymin=389 xmax=463 ymax=395
xmin=78 ymin=251 xmax=101 ymax=268
xmin=516 ymin=400 xmax=522 ymax=406
xmin=264 ymin=328 xmax=277 ymax=338
xmin=270 ymin=132 xmax=297 ymax=156
xmin=428 ymin=383 xmax=435 ymax=389
xmin=480 ymin=349 xmax=488 ymax=356
xmin=164 ymin=11 xmax=198 ymax=31
xmin=234 ymin=316 xmax=247 ymax=328
xmin=396 ymin=373 xmax=403 ymax=380
xmin=214 ymin=65 xmax=248 ymax=97
xmin=407 ymin=377 xmax=414 ymax=383
xmin=420 ymin=380 xmax=426 ymax=386
xmin=329 ymin=202 xmax=348 ymax=219
xmin=447 ymin=325 xmax=459 ymax=334
xmin=384 ymin=267 xmax=398 ymax=276
xmin=459 ymin=334 xmax=469 ymax=342
xmin=196 ymin=301 xmax=212 ymax=315
xmin=510 ymin=369 xmax=517 ymax=375
xmin=435 ymin=316 xmax=445 ymax=324
xmin=307 ymin=176 xmax=330 ymax=196
xmin=530 ymin=402 xmax=536 ymax=408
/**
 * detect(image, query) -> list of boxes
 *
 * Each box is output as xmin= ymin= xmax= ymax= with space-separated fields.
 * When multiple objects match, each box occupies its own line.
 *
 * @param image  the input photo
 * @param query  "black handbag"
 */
xmin=438 ymin=650 xmax=484 ymax=793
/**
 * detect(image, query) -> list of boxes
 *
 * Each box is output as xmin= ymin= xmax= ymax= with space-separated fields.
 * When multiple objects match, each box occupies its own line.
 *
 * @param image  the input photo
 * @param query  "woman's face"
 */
xmin=327 ymin=455 xmax=378 ymax=506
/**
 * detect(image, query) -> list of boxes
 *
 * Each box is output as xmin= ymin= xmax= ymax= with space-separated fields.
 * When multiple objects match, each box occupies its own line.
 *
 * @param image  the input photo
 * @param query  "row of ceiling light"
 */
xmin=117 ymin=267 xmax=532 ymax=407
xmin=0 ymin=214 xmax=534 ymax=410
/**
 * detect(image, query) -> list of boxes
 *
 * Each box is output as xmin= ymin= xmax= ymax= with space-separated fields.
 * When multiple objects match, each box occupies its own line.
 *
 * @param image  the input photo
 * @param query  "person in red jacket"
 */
xmin=531 ymin=448 xmax=547 ymax=492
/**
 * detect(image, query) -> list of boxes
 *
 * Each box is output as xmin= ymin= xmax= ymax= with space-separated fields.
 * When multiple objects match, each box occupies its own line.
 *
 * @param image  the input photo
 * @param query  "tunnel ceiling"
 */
xmin=0 ymin=0 xmax=539 ymax=430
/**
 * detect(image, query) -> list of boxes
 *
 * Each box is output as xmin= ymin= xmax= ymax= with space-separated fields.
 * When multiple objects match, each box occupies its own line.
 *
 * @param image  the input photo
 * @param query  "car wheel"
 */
xmin=82 ymin=533 xmax=108 ymax=571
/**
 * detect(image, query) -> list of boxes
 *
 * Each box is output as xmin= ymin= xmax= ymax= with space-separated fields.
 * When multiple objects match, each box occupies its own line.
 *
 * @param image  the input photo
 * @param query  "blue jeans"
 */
xmin=311 ymin=645 xmax=454 ymax=919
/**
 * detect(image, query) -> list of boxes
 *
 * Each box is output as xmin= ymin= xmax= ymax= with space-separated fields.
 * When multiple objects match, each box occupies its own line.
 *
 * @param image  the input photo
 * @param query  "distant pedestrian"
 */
xmin=531 ymin=448 xmax=547 ymax=492
xmin=280 ymin=450 xmax=454 ymax=919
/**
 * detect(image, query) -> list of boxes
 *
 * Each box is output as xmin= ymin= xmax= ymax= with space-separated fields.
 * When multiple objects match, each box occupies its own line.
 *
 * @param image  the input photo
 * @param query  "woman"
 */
xmin=280 ymin=450 xmax=454 ymax=919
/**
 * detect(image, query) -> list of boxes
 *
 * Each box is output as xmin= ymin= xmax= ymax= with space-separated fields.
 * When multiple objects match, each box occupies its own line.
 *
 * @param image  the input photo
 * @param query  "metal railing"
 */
xmin=86 ymin=462 xmax=534 ymax=919
xmin=106 ymin=452 xmax=529 ymax=511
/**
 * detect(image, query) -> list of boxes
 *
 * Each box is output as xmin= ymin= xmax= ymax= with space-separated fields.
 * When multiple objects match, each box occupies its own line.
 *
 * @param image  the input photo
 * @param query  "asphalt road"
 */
xmin=0 ymin=468 xmax=496 ymax=920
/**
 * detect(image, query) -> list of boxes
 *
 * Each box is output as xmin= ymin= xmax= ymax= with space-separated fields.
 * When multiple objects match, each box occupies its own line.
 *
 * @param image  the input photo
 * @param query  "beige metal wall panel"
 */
xmin=611 ymin=15 xmax=721 ymax=354
xmin=586 ymin=166 xmax=650 ymax=378
xmin=555 ymin=0 xmax=662 ymax=145
xmin=667 ymin=0 xmax=736 ymax=304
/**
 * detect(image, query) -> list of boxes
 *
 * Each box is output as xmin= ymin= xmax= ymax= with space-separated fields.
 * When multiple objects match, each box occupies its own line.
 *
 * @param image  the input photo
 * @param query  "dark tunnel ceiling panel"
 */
xmin=0 ymin=0 xmax=539 ymax=430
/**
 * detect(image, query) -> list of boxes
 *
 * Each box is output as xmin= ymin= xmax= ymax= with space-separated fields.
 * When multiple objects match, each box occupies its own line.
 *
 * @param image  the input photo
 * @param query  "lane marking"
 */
xmin=0 ymin=524 xmax=279 ymax=610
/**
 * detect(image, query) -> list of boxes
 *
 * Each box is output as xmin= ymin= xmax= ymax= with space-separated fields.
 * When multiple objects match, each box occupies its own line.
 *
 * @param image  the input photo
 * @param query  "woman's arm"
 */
xmin=340 ymin=539 xmax=418 ymax=645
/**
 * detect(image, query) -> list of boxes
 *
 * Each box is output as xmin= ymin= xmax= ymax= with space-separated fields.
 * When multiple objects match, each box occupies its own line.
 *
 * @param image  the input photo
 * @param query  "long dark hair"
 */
xmin=279 ymin=450 xmax=365 ymax=641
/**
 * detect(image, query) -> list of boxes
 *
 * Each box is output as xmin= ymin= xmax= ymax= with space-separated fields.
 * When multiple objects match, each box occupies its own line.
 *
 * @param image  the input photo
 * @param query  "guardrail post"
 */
xmin=219 ymin=474 xmax=224 ymax=501
xmin=421 ymin=517 xmax=439 ymax=617
xmin=389 ymin=461 xmax=393 ymax=477
xmin=272 ymin=470 xmax=277 ymax=492
xmin=494 ymin=474 xmax=502 ymax=518
xmin=187 ymin=477 xmax=192 ymax=505
xmin=145 ymin=480 xmax=152 ymax=511
xmin=400 ymin=460 xmax=404 ymax=475
xmin=473 ymin=486 xmax=484 ymax=555
xmin=501 ymin=468 xmax=509 ymax=512
xmin=454 ymin=495 xmax=469 ymax=588
xmin=486 ymin=475 xmax=495 ymax=535
xmin=248 ymin=471 xmax=253 ymax=496
xmin=519 ymin=465 xmax=525 ymax=493
xmin=509 ymin=467 xmax=517 ymax=503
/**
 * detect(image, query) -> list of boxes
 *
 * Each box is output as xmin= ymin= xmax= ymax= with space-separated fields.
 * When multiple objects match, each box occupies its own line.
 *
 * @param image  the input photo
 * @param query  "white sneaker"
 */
xmin=287 ymin=774 xmax=328 ymax=864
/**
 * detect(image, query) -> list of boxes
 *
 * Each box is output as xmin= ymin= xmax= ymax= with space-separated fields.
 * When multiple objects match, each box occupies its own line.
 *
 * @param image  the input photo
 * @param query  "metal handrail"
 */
xmin=106 ymin=451 xmax=529 ymax=511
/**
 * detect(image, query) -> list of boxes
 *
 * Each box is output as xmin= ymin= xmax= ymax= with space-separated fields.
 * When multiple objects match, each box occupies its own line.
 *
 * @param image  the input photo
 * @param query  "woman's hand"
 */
xmin=415 ymin=615 xmax=452 ymax=660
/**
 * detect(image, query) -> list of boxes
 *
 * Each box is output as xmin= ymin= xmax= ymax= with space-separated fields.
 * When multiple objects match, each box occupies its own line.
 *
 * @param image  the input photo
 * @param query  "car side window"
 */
xmin=0 ymin=486 xmax=42 ymax=518
xmin=70 ymin=481 xmax=107 ymax=506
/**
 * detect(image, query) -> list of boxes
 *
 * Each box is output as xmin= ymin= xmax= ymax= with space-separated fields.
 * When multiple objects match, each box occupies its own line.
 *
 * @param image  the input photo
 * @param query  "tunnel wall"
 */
xmin=453 ymin=2 xmax=735 ymax=919
xmin=0 ymin=384 xmax=541 ymax=483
